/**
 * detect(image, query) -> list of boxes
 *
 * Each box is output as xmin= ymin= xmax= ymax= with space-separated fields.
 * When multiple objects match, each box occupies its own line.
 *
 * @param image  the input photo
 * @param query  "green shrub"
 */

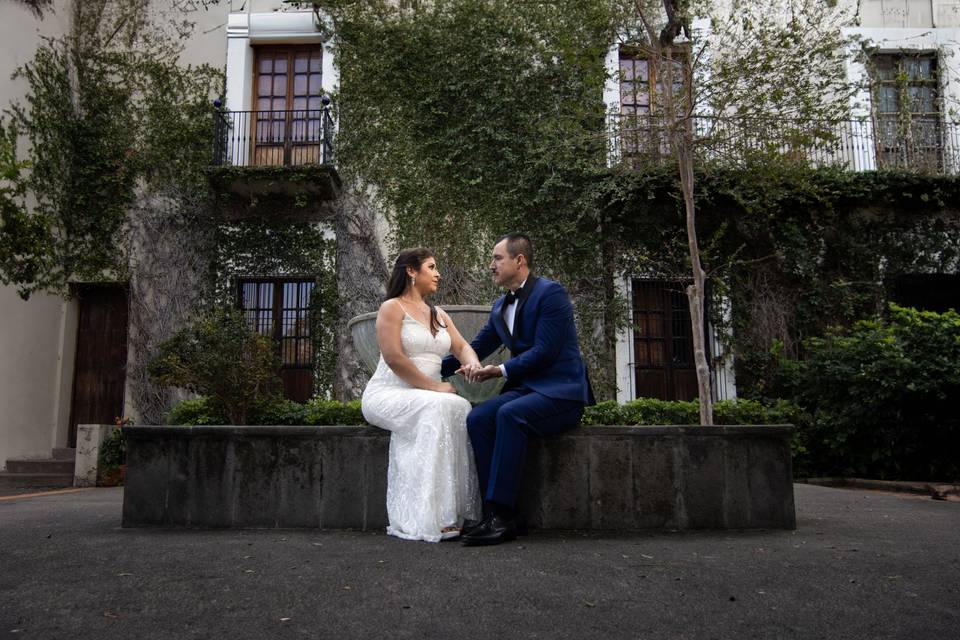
xmin=772 ymin=304 xmax=960 ymax=481
xmin=581 ymin=397 xmax=802 ymax=427
xmin=304 ymin=399 xmax=365 ymax=425
xmin=166 ymin=397 xmax=227 ymax=425
xmin=166 ymin=396 xmax=366 ymax=426
xmin=256 ymin=397 xmax=310 ymax=425
xmin=148 ymin=307 xmax=282 ymax=425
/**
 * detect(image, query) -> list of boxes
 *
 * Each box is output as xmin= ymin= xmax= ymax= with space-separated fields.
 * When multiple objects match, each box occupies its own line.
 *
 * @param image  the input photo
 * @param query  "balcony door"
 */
xmin=253 ymin=46 xmax=324 ymax=166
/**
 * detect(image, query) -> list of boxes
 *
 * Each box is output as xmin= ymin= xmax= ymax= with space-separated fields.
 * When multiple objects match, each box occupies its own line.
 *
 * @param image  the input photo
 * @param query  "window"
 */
xmin=632 ymin=279 xmax=699 ymax=401
xmin=253 ymin=46 xmax=324 ymax=166
xmin=870 ymin=53 xmax=941 ymax=171
xmin=619 ymin=50 xmax=686 ymax=159
xmin=239 ymin=278 xmax=316 ymax=402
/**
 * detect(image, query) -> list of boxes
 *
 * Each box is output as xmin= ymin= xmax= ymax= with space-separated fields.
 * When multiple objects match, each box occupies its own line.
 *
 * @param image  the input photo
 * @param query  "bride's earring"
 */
xmin=411 ymin=275 xmax=416 ymax=288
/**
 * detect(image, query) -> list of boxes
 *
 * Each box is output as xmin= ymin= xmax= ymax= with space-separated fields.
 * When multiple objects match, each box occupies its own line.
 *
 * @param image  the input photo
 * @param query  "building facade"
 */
xmin=2 ymin=0 xmax=960 ymax=468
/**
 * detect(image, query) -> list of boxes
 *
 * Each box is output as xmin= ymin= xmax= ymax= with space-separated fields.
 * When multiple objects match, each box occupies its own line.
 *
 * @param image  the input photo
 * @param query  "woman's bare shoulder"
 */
xmin=378 ymin=298 xmax=404 ymax=319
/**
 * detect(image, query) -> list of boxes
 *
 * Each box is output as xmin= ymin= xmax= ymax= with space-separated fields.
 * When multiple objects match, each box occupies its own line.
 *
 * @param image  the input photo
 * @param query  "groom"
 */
xmin=441 ymin=233 xmax=593 ymax=546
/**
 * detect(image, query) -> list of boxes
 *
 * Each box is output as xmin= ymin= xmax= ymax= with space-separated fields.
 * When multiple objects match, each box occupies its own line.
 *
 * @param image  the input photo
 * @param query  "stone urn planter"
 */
xmin=347 ymin=304 xmax=506 ymax=404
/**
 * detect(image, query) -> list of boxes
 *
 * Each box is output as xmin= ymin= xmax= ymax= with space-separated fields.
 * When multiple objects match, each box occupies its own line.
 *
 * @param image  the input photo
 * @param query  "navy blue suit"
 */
xmin=441 ymin=276 xmax=592 ymax=509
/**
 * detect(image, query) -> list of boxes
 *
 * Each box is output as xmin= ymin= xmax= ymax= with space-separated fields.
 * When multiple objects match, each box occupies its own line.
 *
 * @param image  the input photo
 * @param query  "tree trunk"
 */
xmin=678 ymin=140 xmax=713 ymax=425
xmin=332 ymin=190 xmax=389 ymax=400
xmin=662 ymin=37 xmax=714 ymax=425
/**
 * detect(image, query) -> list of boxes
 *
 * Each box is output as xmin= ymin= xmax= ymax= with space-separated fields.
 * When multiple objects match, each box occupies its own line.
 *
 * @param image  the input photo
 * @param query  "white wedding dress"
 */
xmin=361 ymin=310 xmax=481 ymax=542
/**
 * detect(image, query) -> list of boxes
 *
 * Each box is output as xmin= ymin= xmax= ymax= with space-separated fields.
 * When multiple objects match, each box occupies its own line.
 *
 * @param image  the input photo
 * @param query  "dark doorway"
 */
xmin=890 ymin=273 xmax=960 ymax=313
xmin=68 ymin=284 xmax=129 ymax=447
xmin=632 ymin=279 xmax=699 ymax=401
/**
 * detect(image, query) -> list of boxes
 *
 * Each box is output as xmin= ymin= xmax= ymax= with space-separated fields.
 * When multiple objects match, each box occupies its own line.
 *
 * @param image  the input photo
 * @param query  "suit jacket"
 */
xmin=441 ymin=276 xmax=593 ymax=404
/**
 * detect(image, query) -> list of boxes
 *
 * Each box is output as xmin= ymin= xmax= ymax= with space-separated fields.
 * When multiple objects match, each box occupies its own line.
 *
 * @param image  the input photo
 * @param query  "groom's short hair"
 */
xmin=499 ymin=233 xmax=534 ymax=271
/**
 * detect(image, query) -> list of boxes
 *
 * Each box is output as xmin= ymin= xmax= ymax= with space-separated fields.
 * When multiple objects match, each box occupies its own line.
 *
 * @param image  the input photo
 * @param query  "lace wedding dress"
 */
xmin=361 ymin=310 xmax=481 ymax=542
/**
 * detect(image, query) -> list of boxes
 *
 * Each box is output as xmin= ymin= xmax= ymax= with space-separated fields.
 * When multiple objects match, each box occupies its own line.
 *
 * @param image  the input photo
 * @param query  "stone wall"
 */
xmin=122 ymin=425 xmax=795 ymax=531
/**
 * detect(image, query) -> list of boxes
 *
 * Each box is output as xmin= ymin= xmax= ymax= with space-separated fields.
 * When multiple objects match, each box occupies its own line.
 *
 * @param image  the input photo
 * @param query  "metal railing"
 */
xmin=608 ymin=114 xmax=960 ymax=175
xmin=212 ymin=98 xmax=335 ymax=167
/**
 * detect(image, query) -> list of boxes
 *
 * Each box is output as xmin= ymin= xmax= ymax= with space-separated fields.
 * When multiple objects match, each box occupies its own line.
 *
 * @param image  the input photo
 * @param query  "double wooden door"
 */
xmin=252 ymin=46 xmax=325 ymax=166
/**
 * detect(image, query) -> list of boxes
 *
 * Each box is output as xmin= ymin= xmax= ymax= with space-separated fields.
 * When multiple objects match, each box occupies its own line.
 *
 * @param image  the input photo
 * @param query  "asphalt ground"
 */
xmin=0 ymin=484 xmax=957 ymax=640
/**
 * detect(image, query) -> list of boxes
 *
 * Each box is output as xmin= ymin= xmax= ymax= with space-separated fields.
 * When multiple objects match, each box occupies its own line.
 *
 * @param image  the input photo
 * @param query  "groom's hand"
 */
xmin=469 ymin=364 xmax=503 ymax=383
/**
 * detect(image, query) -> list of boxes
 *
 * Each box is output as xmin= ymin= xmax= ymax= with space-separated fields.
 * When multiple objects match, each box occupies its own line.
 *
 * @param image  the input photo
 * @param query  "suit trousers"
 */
xmin=466 ymin=387 xmax=584 ymax=509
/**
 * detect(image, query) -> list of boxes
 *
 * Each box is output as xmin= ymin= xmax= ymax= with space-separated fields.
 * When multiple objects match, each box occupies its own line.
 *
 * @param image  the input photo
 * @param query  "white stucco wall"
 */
xmin=0 ymin=2 xmax=75 ymax=465
xmin=0 ymin=288 xmax=77 ymax=465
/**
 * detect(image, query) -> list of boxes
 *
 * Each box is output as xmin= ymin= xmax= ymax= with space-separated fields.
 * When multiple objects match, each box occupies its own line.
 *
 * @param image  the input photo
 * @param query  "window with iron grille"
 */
xmin=631 ymin=279 xmax=700 ymax=401
xmin=239 ymin=278 xmax=316 ymax=402
xmin=253 ymin=46 xmax=324 ymax=166
xmin=870 ymin=52 xmax=941 ymax=171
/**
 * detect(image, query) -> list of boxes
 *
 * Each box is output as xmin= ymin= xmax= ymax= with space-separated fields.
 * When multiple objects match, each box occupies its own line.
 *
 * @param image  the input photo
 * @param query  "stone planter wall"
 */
xmin=122 ymin=425 xmax=795 ymax=530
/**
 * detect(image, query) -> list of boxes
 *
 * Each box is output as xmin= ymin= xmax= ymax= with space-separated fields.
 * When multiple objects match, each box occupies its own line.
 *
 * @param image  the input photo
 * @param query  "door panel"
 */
xmin=69 ymin=285 xmax=128 ymax=446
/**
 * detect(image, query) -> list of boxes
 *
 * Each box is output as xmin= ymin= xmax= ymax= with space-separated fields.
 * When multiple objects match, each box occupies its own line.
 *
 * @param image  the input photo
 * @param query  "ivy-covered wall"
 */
xmin=210 ymin=218 xmax=339 ymax=398
xmin=594 ymin=162 xmax=960 ymax=396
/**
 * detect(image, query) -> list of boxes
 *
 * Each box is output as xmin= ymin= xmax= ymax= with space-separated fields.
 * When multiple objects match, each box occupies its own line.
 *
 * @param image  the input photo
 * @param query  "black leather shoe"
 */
xmin=460 ymin=518 xmax=483 ymax=536
xmin=461 ymin=513 xmax=517 ymax=547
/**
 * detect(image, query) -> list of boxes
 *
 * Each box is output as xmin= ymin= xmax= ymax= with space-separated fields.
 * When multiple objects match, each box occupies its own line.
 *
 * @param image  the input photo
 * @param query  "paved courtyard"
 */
xmin=1 ymin=484 xmax=958 ymax=639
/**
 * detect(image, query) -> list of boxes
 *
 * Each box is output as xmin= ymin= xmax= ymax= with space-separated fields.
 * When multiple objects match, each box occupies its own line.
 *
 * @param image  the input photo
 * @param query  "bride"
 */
xmin=361 ymin=248 xmax=482 ymax=542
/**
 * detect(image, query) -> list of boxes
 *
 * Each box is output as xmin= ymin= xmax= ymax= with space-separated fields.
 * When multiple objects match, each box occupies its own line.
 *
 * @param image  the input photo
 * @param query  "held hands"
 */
xmin=455 ymin=363 xmax=503 ymax=384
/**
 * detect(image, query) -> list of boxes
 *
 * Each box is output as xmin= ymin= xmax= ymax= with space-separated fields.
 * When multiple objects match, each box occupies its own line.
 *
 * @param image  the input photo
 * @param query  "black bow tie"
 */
xmin=504 ymin=288 xmax=522 ymax=306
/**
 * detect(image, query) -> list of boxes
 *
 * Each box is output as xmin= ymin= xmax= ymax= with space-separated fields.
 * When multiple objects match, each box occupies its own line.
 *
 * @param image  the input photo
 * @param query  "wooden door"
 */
xmin=68 ymin=285 xmax=129 ymax=446
xmin=632 ymin=279 xmax=699 ymax=401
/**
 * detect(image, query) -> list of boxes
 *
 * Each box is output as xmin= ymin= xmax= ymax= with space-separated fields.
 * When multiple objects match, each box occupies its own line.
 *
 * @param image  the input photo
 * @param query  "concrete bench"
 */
xmin=121 ymin=425 xmax=795 ymax=530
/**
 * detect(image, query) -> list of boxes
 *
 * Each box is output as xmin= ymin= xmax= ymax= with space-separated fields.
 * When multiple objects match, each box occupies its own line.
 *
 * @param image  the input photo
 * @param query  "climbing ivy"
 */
xmin=0 ymin=0 xmax=223 ymax=299
xmin=307 ymin=0 xmax=621 ymax=392
xmin=593 ymin=161 xmax=960 ymax=395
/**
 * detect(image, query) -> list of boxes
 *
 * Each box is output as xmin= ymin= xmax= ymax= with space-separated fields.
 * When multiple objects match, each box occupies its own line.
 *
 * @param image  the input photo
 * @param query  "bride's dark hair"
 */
xmin=385 ymin=247 xmax=445 ymax=337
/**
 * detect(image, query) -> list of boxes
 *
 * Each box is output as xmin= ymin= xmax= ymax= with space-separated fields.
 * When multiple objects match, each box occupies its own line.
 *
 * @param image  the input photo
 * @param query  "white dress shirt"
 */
xmin=499 ymin=279 xmax=527 ymax=379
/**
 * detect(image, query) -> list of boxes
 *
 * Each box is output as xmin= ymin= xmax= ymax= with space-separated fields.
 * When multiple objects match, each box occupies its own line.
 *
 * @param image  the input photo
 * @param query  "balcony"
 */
xmin=608 ymin=114 xmax=960 ymax=175
xmin=207 ymin=99 xmax=340 ymax=221
xmin=212 ymin=99 xmax=335 ymax=167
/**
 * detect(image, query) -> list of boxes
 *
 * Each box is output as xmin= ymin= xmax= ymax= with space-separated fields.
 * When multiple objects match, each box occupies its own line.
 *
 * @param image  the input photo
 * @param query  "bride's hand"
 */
xmin=455 ymin=362 xmax=482 ymax=382
xmin=433 ymin=382 xmax=457 ymax=394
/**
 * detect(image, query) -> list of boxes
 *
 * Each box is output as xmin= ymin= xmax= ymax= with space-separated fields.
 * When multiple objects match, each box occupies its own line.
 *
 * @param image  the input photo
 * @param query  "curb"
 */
xmin=800 ymin=477 xmax=960 ymax=501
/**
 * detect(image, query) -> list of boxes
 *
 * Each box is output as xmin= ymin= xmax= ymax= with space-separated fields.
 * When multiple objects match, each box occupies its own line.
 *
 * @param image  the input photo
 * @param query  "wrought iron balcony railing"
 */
xmin=608 ymin=114 xmax=960 ymax=175
xmin=212 ymin=98 xmax=335 ymax=167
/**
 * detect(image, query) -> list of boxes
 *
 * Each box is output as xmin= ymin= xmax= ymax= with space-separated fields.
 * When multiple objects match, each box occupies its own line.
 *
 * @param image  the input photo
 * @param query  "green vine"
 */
xmin=595 ymin=162 xmax=960 ymax=395
xmin=0 ymin=0 xmax=222 ymax=299
xmin=210 ymin=219 xmax=339 ymax=397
